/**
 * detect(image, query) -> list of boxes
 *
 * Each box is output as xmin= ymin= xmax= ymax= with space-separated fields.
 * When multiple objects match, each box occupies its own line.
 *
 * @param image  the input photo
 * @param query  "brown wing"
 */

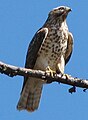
xmin=22 ymin=28 xmax=48 ymax=91
xmin=65 ymin=32 xmax=73 ymax=65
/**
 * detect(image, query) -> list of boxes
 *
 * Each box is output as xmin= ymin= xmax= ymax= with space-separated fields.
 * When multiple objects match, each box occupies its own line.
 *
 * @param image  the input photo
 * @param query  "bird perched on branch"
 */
xmin=17 ymin=6 xmax=73 ymax=112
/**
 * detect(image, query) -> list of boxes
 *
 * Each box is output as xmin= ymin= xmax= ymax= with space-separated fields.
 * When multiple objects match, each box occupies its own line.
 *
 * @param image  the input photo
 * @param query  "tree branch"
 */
xmin=0 ymin=61 xmax=88 ymax=93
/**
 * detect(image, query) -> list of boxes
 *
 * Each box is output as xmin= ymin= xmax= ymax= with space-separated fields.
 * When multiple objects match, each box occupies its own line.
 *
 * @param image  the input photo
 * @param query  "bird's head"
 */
xmin=48 ymin=6 xmax=72 ymax=21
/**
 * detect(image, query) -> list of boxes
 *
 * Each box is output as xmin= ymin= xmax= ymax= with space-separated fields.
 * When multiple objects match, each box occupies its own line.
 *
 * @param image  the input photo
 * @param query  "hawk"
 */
xmin=17 ymin=6 xmax=73 ymax=112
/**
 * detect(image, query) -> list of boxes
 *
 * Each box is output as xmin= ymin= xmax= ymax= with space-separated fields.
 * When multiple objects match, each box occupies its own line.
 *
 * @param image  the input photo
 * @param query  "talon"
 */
xmin=46 ymin=66 xmax=56 ymax=77
xmin=64 ymin=74 xmax=71 ymax=79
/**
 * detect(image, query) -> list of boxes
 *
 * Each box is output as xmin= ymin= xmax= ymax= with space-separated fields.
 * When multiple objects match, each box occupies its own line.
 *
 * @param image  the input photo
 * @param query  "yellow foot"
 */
xmin=45 ymin=66 xmax=56 ymax=77
xmin=63 ymin=74 xmax=71 ymax=79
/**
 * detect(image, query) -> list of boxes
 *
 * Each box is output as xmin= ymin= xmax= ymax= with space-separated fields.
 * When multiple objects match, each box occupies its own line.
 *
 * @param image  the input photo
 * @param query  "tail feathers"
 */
xmin=17 ymin=78 xmax=43 ymax=112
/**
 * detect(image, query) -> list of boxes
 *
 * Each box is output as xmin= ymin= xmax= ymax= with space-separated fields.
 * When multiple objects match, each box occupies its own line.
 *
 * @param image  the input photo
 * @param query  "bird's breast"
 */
xmin=34 ymin=27 xmax=68 ymax=71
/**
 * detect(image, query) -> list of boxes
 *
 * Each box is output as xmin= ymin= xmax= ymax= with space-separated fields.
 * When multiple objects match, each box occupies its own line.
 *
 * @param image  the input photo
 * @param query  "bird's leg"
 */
xmin=45 ymin=66 xmax=56 ymax=77
xmin=56 ymin=56 xmax=71 ymax=79
xmin=57 ymin=63 xmax=70 ymax=79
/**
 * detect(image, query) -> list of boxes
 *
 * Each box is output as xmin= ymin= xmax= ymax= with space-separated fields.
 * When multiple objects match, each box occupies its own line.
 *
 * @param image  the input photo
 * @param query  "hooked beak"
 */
xmin=65 ymin=7 xmax=72 ymax=13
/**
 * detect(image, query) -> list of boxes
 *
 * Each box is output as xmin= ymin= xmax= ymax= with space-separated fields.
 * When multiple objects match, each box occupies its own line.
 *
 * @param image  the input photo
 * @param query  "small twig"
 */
xmin=68 ymin=86 xmax=76 ymax=94
xmin=0 ymin=61 xmax=88 ymax=93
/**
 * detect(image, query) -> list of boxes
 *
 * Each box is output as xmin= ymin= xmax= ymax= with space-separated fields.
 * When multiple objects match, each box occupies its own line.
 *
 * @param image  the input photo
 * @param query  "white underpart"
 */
xmin=57 ymin=55 xmax=65 ymax=74
xmin=34 ymin=55 xmax=48 ymax=71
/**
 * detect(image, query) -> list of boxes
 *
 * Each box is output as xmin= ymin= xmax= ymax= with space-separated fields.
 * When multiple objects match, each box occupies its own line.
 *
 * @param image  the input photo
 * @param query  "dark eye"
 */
xmin=59 ymin=7 xmax=64 ymax=10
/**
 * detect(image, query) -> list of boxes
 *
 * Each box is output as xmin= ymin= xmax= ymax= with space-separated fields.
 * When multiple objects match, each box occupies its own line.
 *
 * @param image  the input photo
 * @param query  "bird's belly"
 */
xmin=34 ymin=55 xmax=49 ymax=71
xmin=34 ymin=51 xmax=59 ymax=71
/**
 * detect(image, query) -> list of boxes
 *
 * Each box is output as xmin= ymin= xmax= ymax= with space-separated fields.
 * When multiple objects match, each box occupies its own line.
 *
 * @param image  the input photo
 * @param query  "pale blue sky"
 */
xmin=0 ymin=0 xmax=88 ymax=120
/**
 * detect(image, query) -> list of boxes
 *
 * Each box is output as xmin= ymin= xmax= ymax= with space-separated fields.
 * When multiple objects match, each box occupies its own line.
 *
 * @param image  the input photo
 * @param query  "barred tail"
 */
xmin=17 ymin=78 xmax=43 ymax=112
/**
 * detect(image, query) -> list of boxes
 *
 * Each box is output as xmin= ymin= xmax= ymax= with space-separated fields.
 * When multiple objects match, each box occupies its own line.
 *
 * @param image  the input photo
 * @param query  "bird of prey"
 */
xmin=17 ymin=6 xmax=73 ymax=112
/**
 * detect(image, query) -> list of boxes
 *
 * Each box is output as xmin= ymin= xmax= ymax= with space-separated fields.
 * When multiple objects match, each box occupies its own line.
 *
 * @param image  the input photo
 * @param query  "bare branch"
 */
xmin=0 ymin=61 xmax=88 ymax=93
